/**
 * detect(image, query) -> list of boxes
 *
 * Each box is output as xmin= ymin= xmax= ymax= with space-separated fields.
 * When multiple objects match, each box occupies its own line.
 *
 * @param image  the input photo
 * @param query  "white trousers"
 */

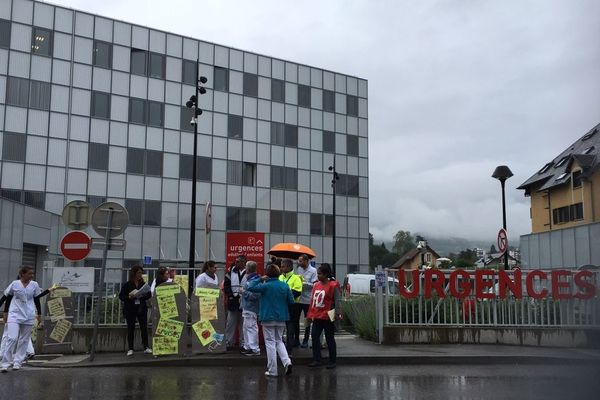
xmin=262 ymin=324 xmax=291 ymax=376
xmin=1 ymin=322 xmax=34 ymax=368
xmin=242 ymin=311 xmax=259 ymax=352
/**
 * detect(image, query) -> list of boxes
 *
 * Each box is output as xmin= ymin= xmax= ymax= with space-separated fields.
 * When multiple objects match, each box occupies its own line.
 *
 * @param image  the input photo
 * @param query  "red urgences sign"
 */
xmin=398 ymin=269 xmax=597 ymax=300
xmin=226 ymin=232 xmax=265 ymax=274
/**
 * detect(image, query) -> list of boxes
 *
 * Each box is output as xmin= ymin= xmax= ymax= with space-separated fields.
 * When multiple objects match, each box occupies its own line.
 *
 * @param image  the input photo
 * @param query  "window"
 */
xmin=271 ymin=123 xmax=297 ymax=147
xmin=310 ymin=213 xmax=334 ymax=235
xmin=147 ymin=101 xmax=164 ymax=127
xmin=126 ymin=148 xmax=163 ymax=176
xmin=6 ymin=77 xmax=29 ymax=107
xmin=347 ymin=135 xmax=358 ymax=156
xmin=93 ymin=40 xmax=112 ymax=68
xmin=538 ymin=162 xmax=553 ymax=174
xmin=572 ymin=170 xmax=582 ymax=188
xmin=228 ymin=115 xmax=243 ymax=139
xmin=144 ymin=200 xmax=162 ymax=226
xmin=125 ymin=199 xmax=143 ymax=225
xmin=555 ymin=172 xmax=568 ymax=181
xmin=126 ymin=148 xmax=145 ymax=174
xmin=348 ymin=265 xmax=359 ymax=274
xmin=271 ymin=79 xmax=285 ymax=102
xmin=337 ymin=173 xmax=359 ymax=196
xmin=271 ymin=166 xmax=297 ymax=190
xmin=2 ymin=132 xmax=26 ymax=162
xmin=270 ymin=210 xmax=297 ymax=234
xmin=29 ymin=80 xmax=51 ymax=110
xmin=226 ymin=207 xmax=256 ymax=231
xmin=86 ymin=196 xmax=106 ymax=208
xmin=555 ymin=156 xmax=568 ymax=168
xmin=91 ymin=91 xmax=111 ymax=119
xmin=583 ymin=146 xmax=595 ymax=155
xmin=571 ymin=203 xmax=583 ymax=220
xmin=298 ymin=84 xmax=311 ymax=108
xmin=180 ymin=106 xmax=195 ymax=132
xmin=31 ymin=27 xmax=52 ymax=56
xmin=0 ymin=19 xmax=10 ymax=49
xmin=214 ymin=67 xmax=229 ymax=92
xmin=23 ymin=191 xmax=45 ymax=209
xmin=323 ymin=131 xmax=335 ymax=153
xmin=149 ymin=53 xmax=165 ymax=79
xmin=553 ymin=203 xmax=584 ymax=224
xmin=88 ymin=143 xmax=109 ymax=171
xmin=129 ymin=98 xmax=146 ymax=125
xmin=582 ymin=128 xmax=597 ymax=141
xmin=182 ymin=60 xmax=197 ymax=85
xmin=284 ymin=124 xmax=298 ymax=147
xmin=323 ymin=90 xmax=335 ymax=112
xmin=0 ymin=189 xmax=22 ymax=202
xmin=227 ymin=161 xmax=255 ymax=186
xmin=130 ymin=49 xmax=147 ymax=76
xmin=179 ymin=154 xmax=212 ymax=181
xmin=347 ymin=95 xmax=358 ymax=116
xmin=145 ymin=150 xmax=163 ymax=176
xmin=243 ymin=73 xmax=258 ymax=97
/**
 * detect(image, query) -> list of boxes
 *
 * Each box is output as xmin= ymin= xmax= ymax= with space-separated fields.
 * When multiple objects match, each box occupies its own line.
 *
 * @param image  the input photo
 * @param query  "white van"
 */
xmin=343 ymin=273 xmax=399 ymax=297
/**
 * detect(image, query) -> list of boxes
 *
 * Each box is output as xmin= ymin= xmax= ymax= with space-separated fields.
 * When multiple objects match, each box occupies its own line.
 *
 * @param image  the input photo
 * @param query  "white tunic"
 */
xmin=4 ymin=280 xmax=41 ymax=324
xmin=195 ymin=272 xmax=219 ymax=289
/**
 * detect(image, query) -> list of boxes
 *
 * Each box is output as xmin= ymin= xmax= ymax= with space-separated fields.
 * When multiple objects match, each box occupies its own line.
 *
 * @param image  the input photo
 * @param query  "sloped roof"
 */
xmin=517 ymin=122 xmax=600 ymax=194
xmin=390 ymin=246 xmax=441 ymax=269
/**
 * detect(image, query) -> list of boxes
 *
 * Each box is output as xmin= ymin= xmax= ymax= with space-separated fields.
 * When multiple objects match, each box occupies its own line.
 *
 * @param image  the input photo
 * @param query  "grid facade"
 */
xmin=0 ymin=0 xmax=370 ymax=275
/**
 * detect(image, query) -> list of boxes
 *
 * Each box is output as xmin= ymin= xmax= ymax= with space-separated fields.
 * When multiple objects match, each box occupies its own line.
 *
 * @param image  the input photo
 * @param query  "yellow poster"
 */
xmin=195 ymin=287 xmax=220 ymax=298
xmin=153 ymin=336 xmax=178 ymax=355
xmin=51 ymin=288 xmax=72 ymax=298
xmin=157 ymin=295 xmax=178 ymax=319
xmin=155 ymin=318 xmax=185 ymax=339
xmin=155 ymin=284 xmax=182 ymax=298
xmin=174 ymin=275 xmax=189 ymax=297
xmin=192 ymin=320 xmax=216 ymax=346
xmin=199 ymin=297 xmax=218 ymax=321
xmin=49 ymin=318 xmax=72 ymax=343
xmin=47 ymin=298 xmax=66 ymax=322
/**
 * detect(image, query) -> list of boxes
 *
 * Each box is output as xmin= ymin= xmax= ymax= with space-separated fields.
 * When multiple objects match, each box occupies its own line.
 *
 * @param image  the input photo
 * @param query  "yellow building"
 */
xmin=518 ymin=123 xmax=600 ymax=233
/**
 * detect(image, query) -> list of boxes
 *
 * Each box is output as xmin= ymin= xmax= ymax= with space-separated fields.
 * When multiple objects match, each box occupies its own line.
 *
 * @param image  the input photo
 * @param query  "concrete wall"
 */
xmin=382 ymin=326 xmax=600 ymax=348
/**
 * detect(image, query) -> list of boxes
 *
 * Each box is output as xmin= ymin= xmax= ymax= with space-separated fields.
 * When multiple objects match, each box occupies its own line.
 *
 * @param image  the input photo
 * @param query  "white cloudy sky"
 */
xmin=50 ymin=0 xmax=600 ymax=243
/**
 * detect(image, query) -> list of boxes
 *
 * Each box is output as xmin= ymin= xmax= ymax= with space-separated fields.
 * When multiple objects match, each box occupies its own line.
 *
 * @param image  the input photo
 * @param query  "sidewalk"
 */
xmin=28 ymin=334 xmax=600 ymax=369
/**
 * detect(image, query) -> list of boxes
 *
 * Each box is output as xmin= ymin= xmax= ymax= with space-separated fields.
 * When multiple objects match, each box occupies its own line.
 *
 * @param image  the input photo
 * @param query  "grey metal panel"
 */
xmin=11 ymin=201 xmax=24 ymax=250
xmin=575 ymin=225 xmax=591 ymax=267
xmin=539 ymin=231 xmax=551 ymax=267
xmin=550 ymin=230 xmax=563 ymax=267
xmin=23 ymin=224 xmax=50 ymax=245
xmin=562 ymin=228 xmax=576 ymax=268
xmin=529 ymin=234 xmax=540 ymax=268
xmin=591 ymin=223 xmax=600 ymax=265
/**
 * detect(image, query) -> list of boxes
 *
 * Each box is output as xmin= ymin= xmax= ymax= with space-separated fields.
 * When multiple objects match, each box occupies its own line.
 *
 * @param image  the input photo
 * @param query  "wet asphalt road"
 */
xmin=1 ymin=364 xmax=599 ymax=400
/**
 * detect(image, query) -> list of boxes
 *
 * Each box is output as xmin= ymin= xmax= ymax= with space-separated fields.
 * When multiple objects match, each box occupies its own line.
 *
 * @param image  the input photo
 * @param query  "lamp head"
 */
xmin=328 ymin=165 xmax=334 ymax=171
xmin=492 ymin=165 xmax=513 ymax=182
xmin=199 ymin=76 xmax=208 ymax=84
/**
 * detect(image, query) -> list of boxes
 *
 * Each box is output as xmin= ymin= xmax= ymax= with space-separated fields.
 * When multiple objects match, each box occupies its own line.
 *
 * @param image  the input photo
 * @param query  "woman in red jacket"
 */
xmin=306 ymin=263 xmax=341 ymax=369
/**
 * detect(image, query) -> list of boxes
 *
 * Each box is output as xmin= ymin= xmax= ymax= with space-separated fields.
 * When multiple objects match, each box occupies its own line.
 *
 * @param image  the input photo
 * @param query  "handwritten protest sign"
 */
xmin=195 ymin=287 xmax=220 ymax=298
xmin=156 ymin=295 xmax=178 ymax=319
xmin=152 ymin=336 xmax=179 ymax=355
xmin=47 ymin=298 xmax=66 ymax=322
xmin=173 ymin=275 xmax=189 ymax=297
xmin=155 ymin=318 xmax=185 ymax=339
xmin=192 ymin=320 xmax=216 ymax=346
xmin=51 ymin=288 xmax=72 ymax=298
xmin=49 ymin=318 xmax=72 ymax=343
xmin=199 ymin=297 xmax=218 ymax=321
xmin=155 ymin=284 xmax=181 ymax=298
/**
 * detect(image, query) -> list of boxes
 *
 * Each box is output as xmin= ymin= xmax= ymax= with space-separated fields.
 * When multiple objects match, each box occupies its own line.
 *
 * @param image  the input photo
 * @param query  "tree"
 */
xmin=392 ymin=230 xmax=415 ymax=256
xmin=369 ymin=232 xmax=399 ymax=272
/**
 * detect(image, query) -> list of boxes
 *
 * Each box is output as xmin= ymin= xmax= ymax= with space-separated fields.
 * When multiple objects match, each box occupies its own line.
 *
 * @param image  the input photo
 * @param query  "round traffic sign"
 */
xmin=60 ymin=231 xmax=92 ymax=262
xmin=91 ymin=202 xmax=129 ymax=238
xmin=61 ymin=200 xmax=92 ymax=230
xmin=497 ymin=228 xmax=508 ymax=254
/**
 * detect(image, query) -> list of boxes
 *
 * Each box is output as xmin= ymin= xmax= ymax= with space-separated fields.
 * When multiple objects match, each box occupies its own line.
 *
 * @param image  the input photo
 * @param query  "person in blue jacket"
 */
xmin=247 ymin=263 xmax=294 ymax=377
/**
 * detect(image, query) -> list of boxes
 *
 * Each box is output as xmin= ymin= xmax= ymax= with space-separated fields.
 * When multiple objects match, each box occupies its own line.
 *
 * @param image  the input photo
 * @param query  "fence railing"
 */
xmin=383 ymin=268 xmax=600 ymax=328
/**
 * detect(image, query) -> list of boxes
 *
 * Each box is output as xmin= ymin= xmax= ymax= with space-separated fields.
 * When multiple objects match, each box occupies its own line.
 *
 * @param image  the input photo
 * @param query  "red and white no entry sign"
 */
xmin=497 ymin=228 xmax=508 ymax=254
xmin=61 ymin=230 xmax=92 ymax=262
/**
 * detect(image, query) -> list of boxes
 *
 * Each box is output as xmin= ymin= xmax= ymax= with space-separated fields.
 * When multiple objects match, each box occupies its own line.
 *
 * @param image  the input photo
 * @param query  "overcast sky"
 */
xmin=50 ymin=0 xmax=600 ymax=244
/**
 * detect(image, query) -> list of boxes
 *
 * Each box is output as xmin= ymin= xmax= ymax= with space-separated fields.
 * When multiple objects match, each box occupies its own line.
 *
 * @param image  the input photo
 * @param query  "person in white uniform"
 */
xmin=1 ymin=266 xmax=42 ymax=372
xmin=195 ymin=261 xmax=219 ymax=289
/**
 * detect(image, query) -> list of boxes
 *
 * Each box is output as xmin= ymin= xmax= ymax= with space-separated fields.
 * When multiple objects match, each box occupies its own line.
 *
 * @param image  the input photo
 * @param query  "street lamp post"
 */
xmin=185 ymin=59 xmax=207 ymax=296
xmin=417 ymin=240 xmax=427 ymax=268
xmin=492 ymin=165 xmax=513 ymax=271
xmin=328 ymin=164 xmax=339 ymax=277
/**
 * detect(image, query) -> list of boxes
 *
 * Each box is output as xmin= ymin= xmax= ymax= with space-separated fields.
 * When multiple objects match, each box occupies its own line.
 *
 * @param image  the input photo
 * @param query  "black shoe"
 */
xmin=300 ymin=341 xmax=308 ymax=348
xmin=308 ymin=361 xmax=322 ymax=367
xmin=326 ymin=363 xmax=336 ymax=369
xmin=240 ymin=347 xmax=250 ymax=354
xmin=285 ymin=363 xmax=292 ymax=375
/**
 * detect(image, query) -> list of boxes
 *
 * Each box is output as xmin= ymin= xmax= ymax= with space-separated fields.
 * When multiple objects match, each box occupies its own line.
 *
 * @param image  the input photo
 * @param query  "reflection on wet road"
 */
xmin=2 ymin=364 xmax=599 ymax=400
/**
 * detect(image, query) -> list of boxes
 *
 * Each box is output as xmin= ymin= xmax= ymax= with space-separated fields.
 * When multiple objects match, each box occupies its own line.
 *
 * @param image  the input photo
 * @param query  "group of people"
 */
xmin=222 ymin=254 xmax=342 ymax=376
xmin=1 ymin=266 xmax=54 ymax=373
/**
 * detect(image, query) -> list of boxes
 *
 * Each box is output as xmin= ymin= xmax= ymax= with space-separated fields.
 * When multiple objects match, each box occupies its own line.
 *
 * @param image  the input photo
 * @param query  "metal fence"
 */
xmin=383 ymin=268 xmax=600 ymax=328
xmin=45 ymin=266 xmax=204 ymax=326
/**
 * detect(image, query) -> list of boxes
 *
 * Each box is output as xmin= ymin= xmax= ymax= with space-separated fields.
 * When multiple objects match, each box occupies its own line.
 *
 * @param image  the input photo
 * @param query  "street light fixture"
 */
xmin=185 ymin=59 xmax=208 ymax=296
xmin=492 ymin=165 xmax=513 ymax=271
xmin=417 ymin=240 xmax=427 ymax=268
xmin=328 ymin=164 xmax=339 ymax=277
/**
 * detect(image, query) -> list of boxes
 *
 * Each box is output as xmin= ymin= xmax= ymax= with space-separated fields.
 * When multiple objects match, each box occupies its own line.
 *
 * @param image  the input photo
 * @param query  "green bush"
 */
xmin=341 ymin=296 xmax=377 ymax=341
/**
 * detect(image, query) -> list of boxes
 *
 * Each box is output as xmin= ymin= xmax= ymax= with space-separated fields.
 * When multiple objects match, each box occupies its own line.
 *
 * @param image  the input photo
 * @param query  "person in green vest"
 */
xmin=279 ymin=258 xmax=303 ymax=354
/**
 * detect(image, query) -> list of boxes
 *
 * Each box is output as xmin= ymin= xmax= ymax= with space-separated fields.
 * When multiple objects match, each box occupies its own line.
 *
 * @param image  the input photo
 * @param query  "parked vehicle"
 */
xmin=343 ymin=273 xmax=399 ymax=297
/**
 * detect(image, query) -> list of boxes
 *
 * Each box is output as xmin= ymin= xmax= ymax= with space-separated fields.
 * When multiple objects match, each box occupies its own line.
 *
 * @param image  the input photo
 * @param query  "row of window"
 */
xmin=552 ymin=203 xmax=583 ymax=225
xmin=0 ymin=188 xmax=45 ymax=209
xmin=0 ymin=19 xmax=361 ymax=114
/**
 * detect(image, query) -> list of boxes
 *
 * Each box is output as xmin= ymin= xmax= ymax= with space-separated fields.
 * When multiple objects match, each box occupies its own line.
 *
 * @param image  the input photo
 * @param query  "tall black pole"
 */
xmin=501 ymin=179 xmax=508 ymax=271
xmin=188 ymin=58 xmax=200 ymax=297
xmin=329 ymin=164 xmax=338 ymax=277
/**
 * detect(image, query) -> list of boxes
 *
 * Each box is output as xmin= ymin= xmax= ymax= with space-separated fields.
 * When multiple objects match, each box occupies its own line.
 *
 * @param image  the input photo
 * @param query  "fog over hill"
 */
xmin=377 ymin=235 xmax=501 ymax=258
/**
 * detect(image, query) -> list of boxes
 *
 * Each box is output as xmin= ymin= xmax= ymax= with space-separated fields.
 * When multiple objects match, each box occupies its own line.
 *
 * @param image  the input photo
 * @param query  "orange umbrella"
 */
xmin=267 ymin=243 xmax=316 ymax=259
